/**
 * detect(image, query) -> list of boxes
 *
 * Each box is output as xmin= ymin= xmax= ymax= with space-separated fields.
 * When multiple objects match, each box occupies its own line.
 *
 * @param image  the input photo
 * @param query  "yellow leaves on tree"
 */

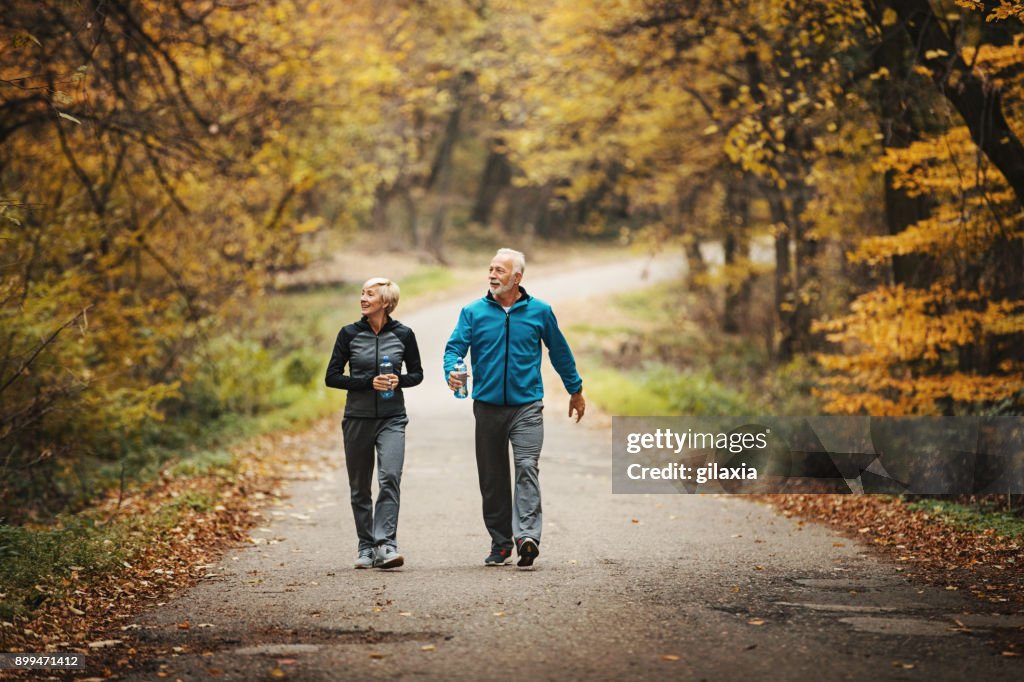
xmin=817 ymin=126 xmax=1024 ymax=414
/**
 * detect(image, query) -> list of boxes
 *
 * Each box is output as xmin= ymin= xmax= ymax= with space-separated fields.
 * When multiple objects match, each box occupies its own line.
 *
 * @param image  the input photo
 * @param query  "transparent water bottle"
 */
xmin=379 ymin=355 xmax=394 ymax=400
xmin=453 ymin=357 xmax=468 ymax=399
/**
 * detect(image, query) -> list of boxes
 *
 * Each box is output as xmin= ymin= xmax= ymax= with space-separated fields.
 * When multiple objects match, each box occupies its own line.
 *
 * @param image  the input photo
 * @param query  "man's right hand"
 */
xmin=447 ymin=370 xmax=467 ymax=392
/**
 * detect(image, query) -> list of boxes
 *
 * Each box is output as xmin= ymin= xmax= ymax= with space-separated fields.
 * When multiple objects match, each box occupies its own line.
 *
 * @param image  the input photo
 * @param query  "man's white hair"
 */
xmin=495 ymin=248 xmax=526 ymax=275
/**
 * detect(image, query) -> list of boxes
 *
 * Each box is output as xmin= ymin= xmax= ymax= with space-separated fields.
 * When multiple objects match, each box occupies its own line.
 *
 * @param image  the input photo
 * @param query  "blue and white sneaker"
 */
xmin=374 ymin=545 xmax=404 ymax=569
xmin=354 ymin=549 xmax=375 ymax=569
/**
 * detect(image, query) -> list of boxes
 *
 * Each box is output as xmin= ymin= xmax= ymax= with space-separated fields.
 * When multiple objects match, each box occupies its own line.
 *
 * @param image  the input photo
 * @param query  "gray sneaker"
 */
xmin=516 ymin=537 xmax=539 ymax=568
xmin=373 ymin=545 xmax=404 ymax=569
xmin=354 ymin=549 xmax=374 ymax=569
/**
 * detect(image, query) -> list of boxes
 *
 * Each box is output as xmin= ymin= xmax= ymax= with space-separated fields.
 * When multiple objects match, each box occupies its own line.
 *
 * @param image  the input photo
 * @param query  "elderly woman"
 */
xmin=325 ymin=277 xmax=423 ymax=569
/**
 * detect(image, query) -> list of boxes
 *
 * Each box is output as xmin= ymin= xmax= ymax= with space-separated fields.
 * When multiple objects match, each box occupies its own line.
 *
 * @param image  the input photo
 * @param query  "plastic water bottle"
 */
xmin=379 ymin=355 xmax=394 ymax=400
xmin=453 ymin=357 xmax=468 ymax=399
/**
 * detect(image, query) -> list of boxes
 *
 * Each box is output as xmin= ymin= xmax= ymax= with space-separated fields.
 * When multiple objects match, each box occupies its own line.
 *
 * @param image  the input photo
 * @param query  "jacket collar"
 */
xmin=356 ymin=315 xmax=396 ymax=332
xmin=485 ymin=286 xmax=531 ymax=309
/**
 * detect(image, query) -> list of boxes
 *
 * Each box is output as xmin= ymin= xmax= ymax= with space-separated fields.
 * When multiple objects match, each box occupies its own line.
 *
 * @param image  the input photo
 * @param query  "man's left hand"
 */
xmin=568 ymin=391 xmax=585 ymax=423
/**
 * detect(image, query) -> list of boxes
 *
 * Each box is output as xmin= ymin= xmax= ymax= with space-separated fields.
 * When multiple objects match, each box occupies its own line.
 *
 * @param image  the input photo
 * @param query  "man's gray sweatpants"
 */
xmin=342 ymin=415 xmax=408 ymax=552
xmin=473 ymin=400 xmax=544 ymax=551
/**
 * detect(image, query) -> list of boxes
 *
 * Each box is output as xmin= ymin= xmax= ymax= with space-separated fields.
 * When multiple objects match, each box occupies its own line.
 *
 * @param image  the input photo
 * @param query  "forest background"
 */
xmin=1 ymin=0 xmax=1023 ymax=632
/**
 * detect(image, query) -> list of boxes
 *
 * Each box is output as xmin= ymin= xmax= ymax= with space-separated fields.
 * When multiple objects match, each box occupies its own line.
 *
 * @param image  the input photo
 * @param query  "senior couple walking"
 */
xmin=325 ymin=248 xmax=585 ymax=570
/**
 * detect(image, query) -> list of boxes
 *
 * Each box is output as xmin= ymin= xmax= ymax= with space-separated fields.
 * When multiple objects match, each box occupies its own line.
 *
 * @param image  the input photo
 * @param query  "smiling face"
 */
xmin=360 ymin=284 xmax=386 ymax=317
xmin=488 ymin=254 xmax=521 ymax=297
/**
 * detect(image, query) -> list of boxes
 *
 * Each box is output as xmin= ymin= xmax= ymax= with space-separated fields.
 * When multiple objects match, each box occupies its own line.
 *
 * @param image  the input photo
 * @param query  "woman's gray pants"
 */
xmin=342 ymin=414 xmax=408 ymax=552
xmin=473 ymin=400 xmax=544 ymax=551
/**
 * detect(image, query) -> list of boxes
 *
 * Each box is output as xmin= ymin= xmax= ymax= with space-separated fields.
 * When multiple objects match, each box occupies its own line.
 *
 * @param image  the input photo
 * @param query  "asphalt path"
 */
xmin=128 ymin=255 xmax=1022 ymax=681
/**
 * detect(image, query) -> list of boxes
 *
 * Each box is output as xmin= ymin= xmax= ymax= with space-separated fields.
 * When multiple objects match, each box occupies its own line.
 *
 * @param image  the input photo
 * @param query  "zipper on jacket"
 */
xmin=374 ymin=335 xmax=380 ymax=418
xmin=503 ymin=310 xmax=510 ymax=405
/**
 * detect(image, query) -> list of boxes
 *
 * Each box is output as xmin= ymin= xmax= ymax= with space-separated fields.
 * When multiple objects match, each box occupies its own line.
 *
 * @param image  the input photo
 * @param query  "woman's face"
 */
xmin=360 ymin=284 xmax=386 ymax=317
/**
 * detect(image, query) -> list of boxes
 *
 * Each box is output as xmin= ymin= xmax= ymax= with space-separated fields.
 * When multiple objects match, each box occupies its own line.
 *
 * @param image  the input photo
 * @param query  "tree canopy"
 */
xmin=3 ymin=0 xmax=1023 ymax=517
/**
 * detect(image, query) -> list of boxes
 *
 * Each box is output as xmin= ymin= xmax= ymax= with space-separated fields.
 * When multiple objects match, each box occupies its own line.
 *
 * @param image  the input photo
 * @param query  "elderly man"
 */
xmin=444 ymin=248 xmax=585 ymax=568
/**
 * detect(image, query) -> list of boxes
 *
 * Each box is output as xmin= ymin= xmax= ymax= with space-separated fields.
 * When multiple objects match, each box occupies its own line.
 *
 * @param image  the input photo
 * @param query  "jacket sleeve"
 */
xmin=443 ymin=306 xmax=472 ymax=381
xmin=398 ymin=327 xmax=424 ymax=388
xmin=541 ymin=307 xmax=583 ymax=395
xmin=325 ymin=327 xmax=374 ymax=391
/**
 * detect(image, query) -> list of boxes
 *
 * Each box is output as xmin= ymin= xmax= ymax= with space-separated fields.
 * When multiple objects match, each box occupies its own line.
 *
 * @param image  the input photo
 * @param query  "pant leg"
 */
xmin=342 ymin=417 xmax=376 ymax=552
xmin=373 ymin=415 xmax=408 ymax=548
xmin=509 ymin=401 xmax=545 ymax=543
xmin=473 ymin=401 xmax=514 ymax=551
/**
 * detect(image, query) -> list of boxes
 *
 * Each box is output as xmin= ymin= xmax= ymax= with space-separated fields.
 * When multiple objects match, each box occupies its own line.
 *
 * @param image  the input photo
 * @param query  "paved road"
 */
xmin=129 ymin=255 xmax=1022 ymax=681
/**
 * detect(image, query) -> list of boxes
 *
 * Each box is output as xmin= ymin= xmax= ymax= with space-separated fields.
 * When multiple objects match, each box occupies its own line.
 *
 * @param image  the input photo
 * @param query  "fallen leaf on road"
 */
xmin=1002 ymin=651 xmax=1021 ymax=657
xmin=661 ymin=655 xmax=680 ymax=661
xmin=891 ymin=661 xmax=915 ymax=669
xmin=399 ymin=612 xmax=413 ymax=616
xmin=753 ymin=565 xmax=765 ymax=571
xmin=631 ymin=518 xmax=640 ymax=524
xmin=421 ymin=645 xmax=436 ymax=652
xmin=369 ymin=652 xmax=385 ymax=659
xmin=88 ymin=639 xmax=122 ymax=648
xmin=731 ymin=586 xmax=740 ymax=593
xmin=832 ymin=543 xmax=845 ymax=547
xmin=747 ymin=619 xmax=765 ymax=626
xmin=270 ymin=668 xmax=286 ymax=678
xmin=178 ymin=621 xmax=191 ymax=629
xmin=278 ymin=659 xmax=297 ymax=665
xmin=493 ymin=611 xmax=505 ymax=617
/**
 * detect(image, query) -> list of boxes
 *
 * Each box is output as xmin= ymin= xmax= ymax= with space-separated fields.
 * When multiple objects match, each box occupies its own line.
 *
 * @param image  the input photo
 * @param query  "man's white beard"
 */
xmin=490 ymin=281 xmax=514 ymax=296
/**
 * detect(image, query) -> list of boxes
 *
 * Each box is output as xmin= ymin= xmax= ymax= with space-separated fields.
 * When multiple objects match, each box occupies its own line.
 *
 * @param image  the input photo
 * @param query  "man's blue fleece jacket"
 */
xmin=443 ymin=287 xmax=582 ymax=406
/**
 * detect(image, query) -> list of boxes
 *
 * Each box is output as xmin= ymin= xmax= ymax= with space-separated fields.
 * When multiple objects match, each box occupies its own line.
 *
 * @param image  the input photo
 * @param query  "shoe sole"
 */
xmin=354 ymin=563 xmax=373 ymax=569
xmin=375 ymin=555 xmax=404 ymax=569
xmin=517 ymin=539 xmax=539 ymax=568
xmin=484 ymin=556 xmax=513 ymax=566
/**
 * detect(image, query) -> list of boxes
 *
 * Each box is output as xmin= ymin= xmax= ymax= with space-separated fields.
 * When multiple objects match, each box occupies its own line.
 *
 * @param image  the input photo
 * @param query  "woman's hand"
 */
xmin=373 ymin=374 xmax=399 ymax=391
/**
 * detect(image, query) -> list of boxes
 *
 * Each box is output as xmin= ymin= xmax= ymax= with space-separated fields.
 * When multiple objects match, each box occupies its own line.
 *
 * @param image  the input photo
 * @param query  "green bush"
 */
xmin=649 ymin=367 xmax=754 ymax=416
xmin=180 ymin=337 xmax=280 ymax=418
xmin=281 ymin=349 xmax=322 ymax=386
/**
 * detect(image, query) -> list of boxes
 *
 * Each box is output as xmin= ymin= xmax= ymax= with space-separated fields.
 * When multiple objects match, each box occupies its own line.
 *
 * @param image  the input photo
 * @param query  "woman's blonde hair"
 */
xmin=363 ymin=277 xmax=400 ymax=314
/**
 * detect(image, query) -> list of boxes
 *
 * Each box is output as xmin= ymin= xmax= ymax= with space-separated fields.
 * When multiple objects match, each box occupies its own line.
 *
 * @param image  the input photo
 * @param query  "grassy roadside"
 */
xmin=562 ymin=283 xmax=820 ymax=417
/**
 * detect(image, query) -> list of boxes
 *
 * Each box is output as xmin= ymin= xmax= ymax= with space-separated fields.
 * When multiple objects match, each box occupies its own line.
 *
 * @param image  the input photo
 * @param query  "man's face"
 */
xmin=488 ymin=255 xmax=520 ymax=296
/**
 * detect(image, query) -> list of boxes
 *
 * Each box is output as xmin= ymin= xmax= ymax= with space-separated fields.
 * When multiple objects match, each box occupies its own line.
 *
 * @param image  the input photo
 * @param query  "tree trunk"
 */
xmin=867 ymin=0 xmax=935 ymax=288
xmin=769 ymin=194 xmax=795 ymax=361
xmin=471 ymin=145 xmax=512 ymax=225
xmin=722 ymin=186 xmax=752 ymax=334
